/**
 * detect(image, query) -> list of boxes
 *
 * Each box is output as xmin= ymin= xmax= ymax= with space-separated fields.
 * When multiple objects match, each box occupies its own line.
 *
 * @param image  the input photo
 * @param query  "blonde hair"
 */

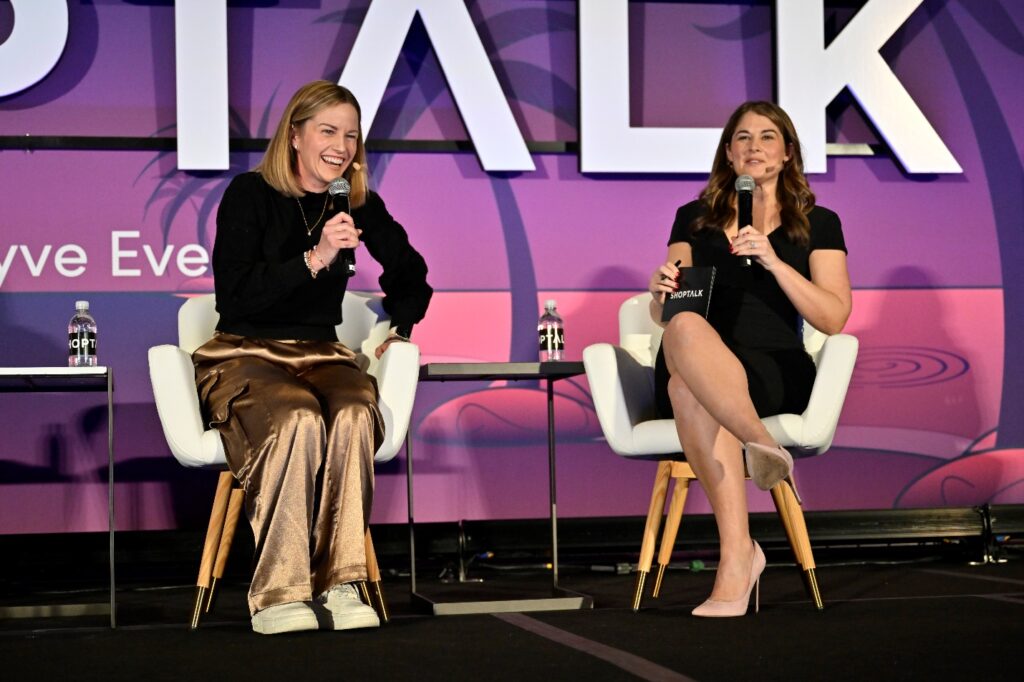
xmin=694 ymin=101 xmax=814 ymax=246
xmin=255 ymin=80 xmax=369 ymax=207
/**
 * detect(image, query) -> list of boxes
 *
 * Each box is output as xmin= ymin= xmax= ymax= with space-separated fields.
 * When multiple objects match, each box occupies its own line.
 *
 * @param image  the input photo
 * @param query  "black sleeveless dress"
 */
xmin=653 ymin=200 xmax=847 ymax=419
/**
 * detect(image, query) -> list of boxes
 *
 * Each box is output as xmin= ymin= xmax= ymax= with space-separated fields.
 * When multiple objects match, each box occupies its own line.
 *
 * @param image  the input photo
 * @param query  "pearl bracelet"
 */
xmin=313 ymin=244 xmax=329 ymax=271
xmin=302 ymin=250 xmax=318 ymax=279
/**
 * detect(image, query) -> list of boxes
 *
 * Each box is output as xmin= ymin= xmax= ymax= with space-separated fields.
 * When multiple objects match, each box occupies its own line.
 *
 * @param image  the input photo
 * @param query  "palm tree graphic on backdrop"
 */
xmin=142 ymin=4 xmax=594 ymax=445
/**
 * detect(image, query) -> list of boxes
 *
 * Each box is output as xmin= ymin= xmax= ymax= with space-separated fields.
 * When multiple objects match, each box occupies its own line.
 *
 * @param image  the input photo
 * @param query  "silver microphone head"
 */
xmin=328 ymin=177 xmax=351 ymax=197
xmin=734 ymin=175 xmax=755 ymax=193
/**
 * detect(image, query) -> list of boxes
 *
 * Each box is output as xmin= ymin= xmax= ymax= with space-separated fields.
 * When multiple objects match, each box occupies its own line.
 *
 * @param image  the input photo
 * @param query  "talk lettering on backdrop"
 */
xmin=0 ymin=0 xmax=961 ymax=175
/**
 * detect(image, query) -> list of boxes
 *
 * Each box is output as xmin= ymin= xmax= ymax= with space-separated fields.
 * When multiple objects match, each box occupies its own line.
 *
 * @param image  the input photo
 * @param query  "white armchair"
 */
xmin=583 ymin=293 xmax=858 ymax=611
xmin=148 ymin=291 xmax=420 ymax=627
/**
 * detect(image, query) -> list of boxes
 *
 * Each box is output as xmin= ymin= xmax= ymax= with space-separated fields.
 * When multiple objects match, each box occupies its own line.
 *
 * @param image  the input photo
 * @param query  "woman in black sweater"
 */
xmin=649 ymin=101 xmax=851 ymax=617
xmin=193 ymin=80 xmax=431 ymax=635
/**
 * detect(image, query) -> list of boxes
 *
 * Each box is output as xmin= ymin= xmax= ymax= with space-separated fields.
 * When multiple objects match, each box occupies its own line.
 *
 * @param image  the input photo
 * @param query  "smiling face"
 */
xmin=291 ymin=102 xmax=360 ymax=193
xmin=725 ymin=112 xmax=792 ymax=186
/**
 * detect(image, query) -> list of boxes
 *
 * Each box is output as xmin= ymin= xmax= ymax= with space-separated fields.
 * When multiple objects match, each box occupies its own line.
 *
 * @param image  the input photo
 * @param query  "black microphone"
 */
xmin=328 ymin=177 xmax=356 ymax=277
xmin=735 ymin=174 xmax=754 ymax=267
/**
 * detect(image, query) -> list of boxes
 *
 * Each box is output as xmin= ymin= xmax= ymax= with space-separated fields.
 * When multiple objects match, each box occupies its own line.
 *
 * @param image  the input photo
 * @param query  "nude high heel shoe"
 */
xmin=692 ymin=541 xmax=766 ymax=617
xmin=744 ymin=442 xmax=794 ymax=492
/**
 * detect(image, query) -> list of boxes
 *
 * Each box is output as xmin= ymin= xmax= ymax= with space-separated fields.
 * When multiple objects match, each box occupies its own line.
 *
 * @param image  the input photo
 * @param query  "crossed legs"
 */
xmin=661 ymin=312 xmax=777 ymax=602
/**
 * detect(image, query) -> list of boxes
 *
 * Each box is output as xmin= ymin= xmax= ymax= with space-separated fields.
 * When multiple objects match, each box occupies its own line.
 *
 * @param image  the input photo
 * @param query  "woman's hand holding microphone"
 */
xmin=731 ymin=226 xmax=780 ymax=270
xmin=309 ymin=212 xmax=361 ymax=275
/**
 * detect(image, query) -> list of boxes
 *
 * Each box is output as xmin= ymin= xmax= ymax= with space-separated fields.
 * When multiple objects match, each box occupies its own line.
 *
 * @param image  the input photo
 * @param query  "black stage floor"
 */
xmin=1 ymin=534 xmax=1021 ymax=681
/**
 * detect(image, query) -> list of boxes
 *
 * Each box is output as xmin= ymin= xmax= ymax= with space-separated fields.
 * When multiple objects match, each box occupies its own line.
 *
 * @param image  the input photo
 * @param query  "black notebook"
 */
xmin=661 ymin=266 xmax=716 ymax=322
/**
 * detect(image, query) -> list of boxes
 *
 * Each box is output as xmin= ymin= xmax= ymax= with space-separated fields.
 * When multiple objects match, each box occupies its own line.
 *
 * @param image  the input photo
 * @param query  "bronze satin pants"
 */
xmin=193 ymin=333 xmax=384 ymax=615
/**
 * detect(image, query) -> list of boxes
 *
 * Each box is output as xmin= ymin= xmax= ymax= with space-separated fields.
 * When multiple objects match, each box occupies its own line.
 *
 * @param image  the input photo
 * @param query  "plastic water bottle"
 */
xmin=538 ymin=299 xmax=564 ymax=362
xmin=68 ymin=300 xmax=98 ymax=367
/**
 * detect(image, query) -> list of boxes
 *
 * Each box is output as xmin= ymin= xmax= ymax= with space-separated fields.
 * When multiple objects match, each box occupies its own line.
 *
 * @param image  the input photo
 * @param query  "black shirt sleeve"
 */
xmin=808 ymin=206 xmax=847 ymax=254
xmin=356 ymin=191 xmax=433 ymax=336
xmin=668 ymin=200 xmax=705 ymax=246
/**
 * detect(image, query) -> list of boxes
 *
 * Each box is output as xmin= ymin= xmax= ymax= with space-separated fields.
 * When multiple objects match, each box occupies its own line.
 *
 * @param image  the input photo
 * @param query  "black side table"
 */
xmin=0 ymin=367 xmax=116 ymax=628
xmin=407 ymin=361 xmax=593 ymax=615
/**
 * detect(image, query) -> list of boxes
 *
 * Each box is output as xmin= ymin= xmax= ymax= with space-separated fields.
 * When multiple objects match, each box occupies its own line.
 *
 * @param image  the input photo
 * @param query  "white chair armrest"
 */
xmin=583 ymin=343 xmax=659 ymax=456
xmin=360 ymin=318 xmax=395 ymax=376
xmin=370 ymin=341 xmax=420 ymax=463
xmin=797 ymin=333 xmax=859 ymax=452
xmin=148 ymin=345 xmax=226 ymax=468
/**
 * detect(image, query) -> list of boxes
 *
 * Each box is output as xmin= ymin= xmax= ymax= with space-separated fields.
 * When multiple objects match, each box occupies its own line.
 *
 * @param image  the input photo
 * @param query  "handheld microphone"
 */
xmin=327 ymin=176 xmax=356 ymax=277
xmin=735 ymin=174 xmax=755 ymax=267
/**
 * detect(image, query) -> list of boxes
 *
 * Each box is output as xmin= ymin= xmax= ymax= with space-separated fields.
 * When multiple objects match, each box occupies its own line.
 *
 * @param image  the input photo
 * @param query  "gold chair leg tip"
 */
xmin=651 ymin=564 xmax=666 ymax=598
xmin=805 ymin=568 xmax=824 ymax=610
xmin=190 ymin=586 xmax=208 ymax=630
xmin=631 ymin=571 xmax=648 ymax=612
xmin=370 ymin=581 xmax=390 ymax=624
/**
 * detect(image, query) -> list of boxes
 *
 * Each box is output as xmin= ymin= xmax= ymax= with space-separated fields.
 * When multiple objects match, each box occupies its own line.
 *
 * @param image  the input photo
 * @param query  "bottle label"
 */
xmin=68 ymin=331 xmax=97 ymax=357
xmin=538 ymin=325 xmax=564 ymax=352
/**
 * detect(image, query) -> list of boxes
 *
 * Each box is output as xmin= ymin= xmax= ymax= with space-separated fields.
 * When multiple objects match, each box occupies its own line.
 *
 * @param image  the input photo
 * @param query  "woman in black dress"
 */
xmin=649 ymin=101 xmax=851 ymax=617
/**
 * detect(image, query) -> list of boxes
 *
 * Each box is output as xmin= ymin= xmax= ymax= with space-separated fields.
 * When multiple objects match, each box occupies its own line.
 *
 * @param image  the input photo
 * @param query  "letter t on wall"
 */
xmin=175 ymin=0 xmax=229 ymax=170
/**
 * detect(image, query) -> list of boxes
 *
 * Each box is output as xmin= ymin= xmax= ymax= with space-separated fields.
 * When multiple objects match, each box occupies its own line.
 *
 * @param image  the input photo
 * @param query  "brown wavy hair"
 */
xmin=255 ymin=80 xmax=369 ymax=208
xmin=694 ymin=101 xmax=814 ymax=246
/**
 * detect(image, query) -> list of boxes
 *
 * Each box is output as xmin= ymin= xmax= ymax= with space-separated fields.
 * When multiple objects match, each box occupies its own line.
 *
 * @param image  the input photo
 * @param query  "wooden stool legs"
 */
xmin=191 ymin=471 xmax=238 ymax=629
xmin=636 ymin=461 xmax=823 ymax=611
xmin=652 ymin=466 xmax=691 ymax=598
xmin=771 ymin=477 xmax=823 ymax=610
xmin=632 ymin=460 xmax=673 ymax=611
xmin=189 ymin=471 xmax=391 ymax=628
xmin=363 ymin=529 xmax=389 ymax=623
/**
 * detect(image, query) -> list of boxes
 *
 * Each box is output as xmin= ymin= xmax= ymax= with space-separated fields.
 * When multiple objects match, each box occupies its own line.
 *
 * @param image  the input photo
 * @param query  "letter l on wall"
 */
xmin=579 ymin=0 xmax=721 ymax=173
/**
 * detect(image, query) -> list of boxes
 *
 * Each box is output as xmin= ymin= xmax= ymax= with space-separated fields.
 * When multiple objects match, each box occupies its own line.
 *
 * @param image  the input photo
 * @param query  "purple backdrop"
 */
xmin=1 ymin=1 xmax=1023 ymax=533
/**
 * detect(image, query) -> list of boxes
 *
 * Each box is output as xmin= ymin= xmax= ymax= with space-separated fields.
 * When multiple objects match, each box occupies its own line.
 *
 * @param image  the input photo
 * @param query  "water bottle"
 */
xmin=538 ymin=299 xmax=564 ymax=362
xmin=68 ymin=300 xmax=98 ymax=367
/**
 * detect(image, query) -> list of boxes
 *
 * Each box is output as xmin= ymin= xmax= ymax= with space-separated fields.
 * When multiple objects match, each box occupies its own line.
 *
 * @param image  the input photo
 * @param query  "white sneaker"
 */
xmin=317 ymin=582 xmax=380 ymax=630
xmin=251 ymin=601 xmax=318 ymax=635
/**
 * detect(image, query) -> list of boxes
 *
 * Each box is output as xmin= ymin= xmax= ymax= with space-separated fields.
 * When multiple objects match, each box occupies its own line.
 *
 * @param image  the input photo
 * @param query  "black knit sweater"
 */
xmin=212 ymin=171 xmax=432 ymax=341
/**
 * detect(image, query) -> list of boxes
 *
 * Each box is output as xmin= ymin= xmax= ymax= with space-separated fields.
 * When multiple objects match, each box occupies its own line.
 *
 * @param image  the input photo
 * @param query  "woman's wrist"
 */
xmin=302 ymin=250 xmax=318 ymax=279
xmin=312 ymin=244 xmax=330 ymax=271
xmin=388 ymin=325 xmax=412 ymax=342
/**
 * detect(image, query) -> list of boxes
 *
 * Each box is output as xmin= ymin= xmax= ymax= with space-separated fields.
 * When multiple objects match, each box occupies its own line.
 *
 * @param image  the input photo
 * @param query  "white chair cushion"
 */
xmin=584 ymin=293 xmax=859 ymax=462
xmin=150 ymin=293 xmax=419 ymax=469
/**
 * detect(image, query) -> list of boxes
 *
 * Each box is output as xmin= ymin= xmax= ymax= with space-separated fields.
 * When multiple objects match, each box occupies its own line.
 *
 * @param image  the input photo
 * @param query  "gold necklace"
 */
xmin=296 ymin=195 xmax=329 ymax=237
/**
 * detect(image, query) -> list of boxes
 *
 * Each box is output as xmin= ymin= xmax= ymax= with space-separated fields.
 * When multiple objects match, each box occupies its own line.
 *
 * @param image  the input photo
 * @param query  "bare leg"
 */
xmin=661 ymin=313 xmax=773 ymax=601
xmin=662 ymin=313 xmax=774 ymax=447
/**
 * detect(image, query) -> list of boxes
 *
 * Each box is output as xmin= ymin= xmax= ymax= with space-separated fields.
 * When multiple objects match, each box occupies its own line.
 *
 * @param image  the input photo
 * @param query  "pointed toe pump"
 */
xmin=692 ymin=541 xmax=766 ymax=617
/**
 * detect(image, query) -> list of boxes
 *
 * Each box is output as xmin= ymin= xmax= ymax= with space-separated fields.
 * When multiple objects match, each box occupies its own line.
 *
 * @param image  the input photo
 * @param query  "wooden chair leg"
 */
xmin=652 ymin=464 xmax=691 ymax=598
xmin=770 ymin=477 xmax=823 ymax=610
xmin=363 ymin=529 xmax=389 ymax=623
xmin=633 ymin=460 xmax=673 ymax=611
xmin=191 ymin=471 xmax=233 ymax=629
xmin=205 ymin=484 xmax=244 ymax=614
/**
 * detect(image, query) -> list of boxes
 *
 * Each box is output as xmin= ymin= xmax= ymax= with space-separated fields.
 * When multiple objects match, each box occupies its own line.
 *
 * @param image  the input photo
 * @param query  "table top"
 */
xmin=420 ymin=361 xmax=585 ymax=382
xmin=0 ymin=366 xmax=111 ymax=392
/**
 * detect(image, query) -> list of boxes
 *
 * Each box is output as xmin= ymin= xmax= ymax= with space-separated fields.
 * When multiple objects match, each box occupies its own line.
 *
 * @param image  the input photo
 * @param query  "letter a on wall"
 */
xmin=339 ymin=0 xmax=534 ymax=172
